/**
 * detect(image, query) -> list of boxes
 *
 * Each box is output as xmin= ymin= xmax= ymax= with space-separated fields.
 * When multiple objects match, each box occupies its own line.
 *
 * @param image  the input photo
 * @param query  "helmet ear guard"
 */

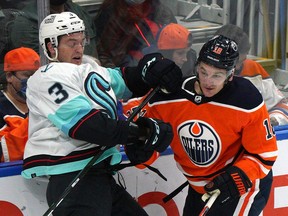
xmin=39 ymin=12 xmax=85 ymax=61
xmin=224 ymin=69 xmax=234 ymax=84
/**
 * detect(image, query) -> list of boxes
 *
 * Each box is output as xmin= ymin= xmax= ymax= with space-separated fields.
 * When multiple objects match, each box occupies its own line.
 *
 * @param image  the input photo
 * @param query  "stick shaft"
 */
xmin=43 ymin=87 xmax=160 ymax=216
xmin=127 ymin=86 xmax=160 ymax=121
xmin=199 ymin=191 xmax=220 ymax=216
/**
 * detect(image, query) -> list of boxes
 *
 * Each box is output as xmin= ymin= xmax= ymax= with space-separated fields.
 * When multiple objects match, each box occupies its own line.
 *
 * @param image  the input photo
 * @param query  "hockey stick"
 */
xmin=199 ymin=190 xmax=220 ymax=216
xmin=43 ymin=86 xmax=160 ymax=216
xmin=126 ymin=86 xmax=160 ymax=121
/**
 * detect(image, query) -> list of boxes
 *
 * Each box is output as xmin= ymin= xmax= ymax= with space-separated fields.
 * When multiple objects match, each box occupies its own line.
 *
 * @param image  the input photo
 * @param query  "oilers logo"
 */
xmin=178 ymin=120 xmax=221 ymax=166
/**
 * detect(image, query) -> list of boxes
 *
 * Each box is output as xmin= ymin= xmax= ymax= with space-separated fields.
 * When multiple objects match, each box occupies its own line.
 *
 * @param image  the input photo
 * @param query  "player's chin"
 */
xmin=202 ymin=88 xmax=217 ymax=97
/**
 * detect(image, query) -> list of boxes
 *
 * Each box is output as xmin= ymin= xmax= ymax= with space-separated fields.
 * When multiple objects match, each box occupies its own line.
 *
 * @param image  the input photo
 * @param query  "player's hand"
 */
xmin=135 ymin=117 xmax=173 ymax=152
xmin=203 ymin=166 xmax=252 ymax=205
xmin=138 ymin=53 xmax=183 ymax=93
xmin=124 ymin=141 xmax=155 ymax=164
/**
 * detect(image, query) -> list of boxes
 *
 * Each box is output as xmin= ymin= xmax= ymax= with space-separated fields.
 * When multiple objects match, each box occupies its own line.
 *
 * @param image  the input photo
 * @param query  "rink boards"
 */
xmin=0 ymin=126 xmax=287 ymax=216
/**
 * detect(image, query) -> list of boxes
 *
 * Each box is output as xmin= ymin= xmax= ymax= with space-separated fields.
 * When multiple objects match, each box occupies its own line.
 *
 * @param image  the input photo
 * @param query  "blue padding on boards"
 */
xmin=0 ymin=160 xmax=23 ymax=177
xmin=274 ymin=125 xmax=288 ymax=140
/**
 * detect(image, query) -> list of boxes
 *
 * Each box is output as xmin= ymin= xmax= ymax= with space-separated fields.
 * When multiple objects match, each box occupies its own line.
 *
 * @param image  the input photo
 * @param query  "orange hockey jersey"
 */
xmin=0 ymin=91 xmax=28 ymax=162
xmin=123 ymin=76 xmax=278 ymax=194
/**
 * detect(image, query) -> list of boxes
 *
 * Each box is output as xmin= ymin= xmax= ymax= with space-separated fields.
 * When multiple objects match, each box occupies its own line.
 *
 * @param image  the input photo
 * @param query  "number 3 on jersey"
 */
xmin=48 ymin=82 xmax=69 ymax=104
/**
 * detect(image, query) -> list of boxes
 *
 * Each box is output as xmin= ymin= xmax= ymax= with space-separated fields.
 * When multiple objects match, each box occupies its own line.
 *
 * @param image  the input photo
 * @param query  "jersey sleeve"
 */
xmin=234 ymin=103 xmax=278 ymax=181
xmin=106 ymin=67 xmax=132 ymax=100
xmin=82 ymin=56 xmax=132 ymax=100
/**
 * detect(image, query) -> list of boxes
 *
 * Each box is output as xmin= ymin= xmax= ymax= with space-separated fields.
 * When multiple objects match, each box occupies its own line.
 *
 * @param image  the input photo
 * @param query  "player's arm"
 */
xmin=117 ymin=53 xmax=182 ymax=97
xmin=234 ymin=105 xmax=278 ymax=182
xmin=203 ymin=105 xmax=278 ymax=204
xmin=41 ymin=84 xmax=172 ymax=153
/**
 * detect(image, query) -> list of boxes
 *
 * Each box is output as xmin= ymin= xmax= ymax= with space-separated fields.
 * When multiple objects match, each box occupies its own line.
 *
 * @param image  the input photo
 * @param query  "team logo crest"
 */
xmin=178 ymin=120 xmax=221 ymax=166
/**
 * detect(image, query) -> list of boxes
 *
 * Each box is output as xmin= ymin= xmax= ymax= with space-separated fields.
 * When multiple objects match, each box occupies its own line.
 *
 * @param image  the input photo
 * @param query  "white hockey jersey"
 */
xmin=22 ymin=61 xmax=132 ymax=178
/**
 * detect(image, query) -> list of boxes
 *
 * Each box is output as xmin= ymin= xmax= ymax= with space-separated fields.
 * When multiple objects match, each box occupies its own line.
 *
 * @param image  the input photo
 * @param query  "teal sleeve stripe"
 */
xmin=21 ymin=147 xmax=122 ymax=179
xmin=107 ymin=68 xmax=132 ymax=99
xmin=48 ymin=95 xmax=92 ymax=135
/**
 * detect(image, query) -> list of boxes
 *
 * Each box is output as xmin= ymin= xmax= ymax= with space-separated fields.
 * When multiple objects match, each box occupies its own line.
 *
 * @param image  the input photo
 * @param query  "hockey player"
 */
xmin=125 ymin=35 xmax=278 ymax=215
xmin=21 ymin=12 xmax=182 ymax=216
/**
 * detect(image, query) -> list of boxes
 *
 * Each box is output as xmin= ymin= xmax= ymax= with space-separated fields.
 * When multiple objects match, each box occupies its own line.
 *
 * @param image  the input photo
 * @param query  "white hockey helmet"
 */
xmin=39 ymin=12 xmax=85 ymax=61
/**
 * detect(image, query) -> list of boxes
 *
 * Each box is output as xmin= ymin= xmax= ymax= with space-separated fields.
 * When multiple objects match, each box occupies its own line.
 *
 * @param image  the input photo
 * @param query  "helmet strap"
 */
xmin=45 ymin=47 xmax=59 ymax=62
xmin=224 ymin=69 xmax=234 ymax=84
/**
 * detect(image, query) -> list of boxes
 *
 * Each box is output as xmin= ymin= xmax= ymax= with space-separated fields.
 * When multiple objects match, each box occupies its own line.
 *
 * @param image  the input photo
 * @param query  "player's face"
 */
xmin=172 ymin=48 xmax=190 ymax=68
xmin=197 ymin=62 xmax=228 ymax=97
xmin=57 ymin=32 xmax=85 ymax=65
xmin=7 ymin=70 xmax=35 ymax=103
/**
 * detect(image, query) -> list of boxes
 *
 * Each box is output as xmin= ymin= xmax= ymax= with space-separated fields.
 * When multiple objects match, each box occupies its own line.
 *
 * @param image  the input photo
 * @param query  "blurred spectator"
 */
xmin=215 ymin=24 xmax=288 ymax=126
xmin=143 ymin=23 xmax=197 ymax=77
xmin=94 ymin=0 xmax=177 ymax=67
xmin=9 ymin=0 xmax=98 ymax=58
xmin=0 ymin=0 xmax=33 ymax=9
xmin=0 ymin=8 xmax=24 ymax=87
xmin=0 ymin=47 xmax=40 ymax=162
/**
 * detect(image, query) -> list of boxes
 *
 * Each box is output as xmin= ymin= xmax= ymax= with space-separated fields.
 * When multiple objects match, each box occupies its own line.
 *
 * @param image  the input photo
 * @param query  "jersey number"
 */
xmin=48 ymin=82 xmax=69 ymax=104
xmin=263 ymin=119 xmax=275 ymax=140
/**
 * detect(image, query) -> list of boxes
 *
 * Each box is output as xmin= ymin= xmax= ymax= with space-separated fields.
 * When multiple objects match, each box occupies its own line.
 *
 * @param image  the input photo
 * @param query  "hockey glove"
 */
xmin=137 ymin=53 xmax=183 ymax=93
xmin=125 ymin=141 xmax=155 ymax=164
xmin=203 ymin=166 xmax=252 ymax=205
xmin=135 ymin=117 xmax=173 ymax=153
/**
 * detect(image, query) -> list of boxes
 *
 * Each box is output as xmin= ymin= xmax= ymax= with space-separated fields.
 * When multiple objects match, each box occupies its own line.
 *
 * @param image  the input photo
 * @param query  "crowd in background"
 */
xmin=0 ymin=0 xmax=285 ymax=166
xmin=0 ymin=1 xmax=285 ymax=215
